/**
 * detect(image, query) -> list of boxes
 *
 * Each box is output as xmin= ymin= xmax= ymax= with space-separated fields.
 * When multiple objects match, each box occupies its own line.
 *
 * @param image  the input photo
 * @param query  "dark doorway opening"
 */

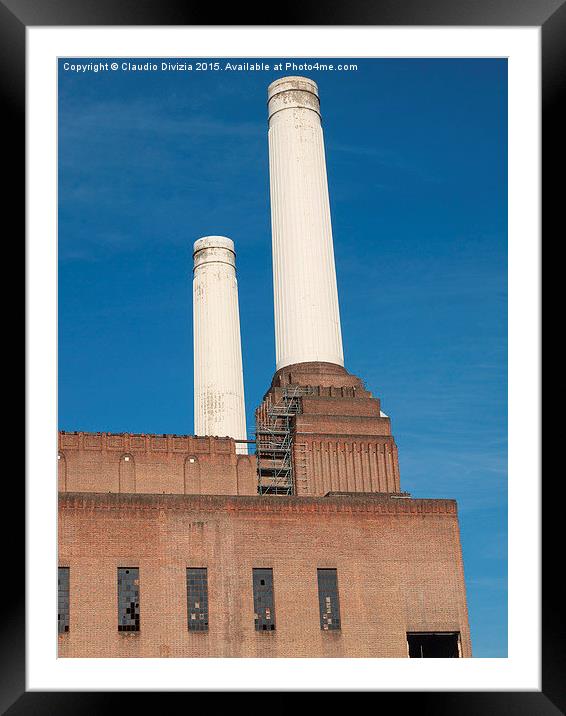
xmin=407 ymin=632 xmax=460 ymax=658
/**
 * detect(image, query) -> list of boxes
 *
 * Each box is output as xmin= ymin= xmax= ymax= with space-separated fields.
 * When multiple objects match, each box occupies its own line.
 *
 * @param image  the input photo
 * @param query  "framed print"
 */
xmin=9 ymin=0 xmax=557 ymax=710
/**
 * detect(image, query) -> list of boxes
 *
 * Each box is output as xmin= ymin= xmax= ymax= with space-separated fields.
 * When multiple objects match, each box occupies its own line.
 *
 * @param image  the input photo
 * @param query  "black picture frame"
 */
xmin=9 ymin=0 xmax=556 ymax=710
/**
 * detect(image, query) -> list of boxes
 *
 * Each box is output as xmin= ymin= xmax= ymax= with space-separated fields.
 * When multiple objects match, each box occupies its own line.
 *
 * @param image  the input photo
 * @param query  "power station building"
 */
xmin=58 ymin=76 xmax=472 ymax=658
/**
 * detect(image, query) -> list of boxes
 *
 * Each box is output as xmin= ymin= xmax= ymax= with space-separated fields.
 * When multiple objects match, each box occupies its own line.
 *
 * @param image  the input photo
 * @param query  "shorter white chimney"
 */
xmin=193 ymin=236 xmax=247 ymax=454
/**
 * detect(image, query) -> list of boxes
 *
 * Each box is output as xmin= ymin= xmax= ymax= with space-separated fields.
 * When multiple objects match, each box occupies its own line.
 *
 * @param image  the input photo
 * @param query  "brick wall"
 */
xmin=58 ymin=492 xmax=471 ymax=658
xmin=298 ymin=438 xmax=400 ymax=495
xmin=58 ymin=426 xmax=400 ymax=498
xmin=57 ymin=363 xmax=471 ymax=658
xmin=58 ymin=432 xmax=257 ymax=496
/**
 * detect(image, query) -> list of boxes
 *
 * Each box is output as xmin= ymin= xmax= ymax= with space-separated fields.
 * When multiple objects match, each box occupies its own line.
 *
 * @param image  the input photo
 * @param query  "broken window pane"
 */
xmin=253 ymin=568 xmax=276 ymax=631
xmin=187 ymin=568 xmax=209 ymax=632
xmin=58 ymin=567 xmax=70 ymax=633
xmin=117 ymin=567 xmax=140 ymax=632
xmin=317 ymin=568 xmax=341 ymax=631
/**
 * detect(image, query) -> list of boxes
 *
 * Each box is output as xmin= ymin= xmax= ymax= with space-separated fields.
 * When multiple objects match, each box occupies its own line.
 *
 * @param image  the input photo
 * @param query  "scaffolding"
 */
xmin=255 ymin=386 xmax=312 ymax=495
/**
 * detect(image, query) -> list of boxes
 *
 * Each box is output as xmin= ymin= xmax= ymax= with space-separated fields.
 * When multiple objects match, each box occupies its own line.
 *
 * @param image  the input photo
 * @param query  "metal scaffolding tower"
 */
xmin=255 ymin=386 xmax=312 ymax=495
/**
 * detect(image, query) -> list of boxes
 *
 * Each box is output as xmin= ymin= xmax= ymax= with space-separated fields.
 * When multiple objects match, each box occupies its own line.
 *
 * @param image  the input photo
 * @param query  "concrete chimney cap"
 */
xmin=267 ymin=76 xmax=319 ymax=102
xmin=193 ymin=236 xmax=235 ymax=255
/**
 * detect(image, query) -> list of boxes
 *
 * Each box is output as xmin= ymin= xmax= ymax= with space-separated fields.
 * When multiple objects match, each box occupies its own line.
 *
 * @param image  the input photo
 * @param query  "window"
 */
xmin=119 ymin=454 xmax=135 ymax=492
xmin=253 ymin=568 xmax=275 ymax=631
xmin=117 ymin=568 xmax=140 ymax=632
xmin=407 ymin=632 xmax=461 ymax=658
xmin=58 ymin=567 xmax=69 ymax=633
xmin=317 ymin=568 xmax=341 ymax=631
xmin=187 ymin=568 xmax=209 ymax=631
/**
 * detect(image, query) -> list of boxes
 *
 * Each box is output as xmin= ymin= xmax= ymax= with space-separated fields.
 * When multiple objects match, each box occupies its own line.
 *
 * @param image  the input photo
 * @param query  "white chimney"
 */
xmin=193 ymin=236 xmax=247 ymax=454
xmin=267 ymin=76 xmax=344 ymax=371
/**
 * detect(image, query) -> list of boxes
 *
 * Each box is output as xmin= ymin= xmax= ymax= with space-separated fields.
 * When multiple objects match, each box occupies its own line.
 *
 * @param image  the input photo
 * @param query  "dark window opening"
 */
xmin=118 ymin=567 xmax=140 ymax=632
xmin=407 ymin=632 xmax=460 ymax=658
xmin=58 ymin=567 xmax=70 ymax=633
xmin=317 ymin=568 xmax=341 ymax=631
xmin=253 ymin=568 xmax=276 ymax=631
xmin=187 ymin=568 xmax=209 ymax=632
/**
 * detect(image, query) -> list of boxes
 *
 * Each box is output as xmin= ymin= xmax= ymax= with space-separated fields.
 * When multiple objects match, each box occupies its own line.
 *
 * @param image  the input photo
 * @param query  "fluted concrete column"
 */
xmin=268 ymin=76 xmax=344 ymax=371
xmin=193 ymin=236 xmax=247 ymax=454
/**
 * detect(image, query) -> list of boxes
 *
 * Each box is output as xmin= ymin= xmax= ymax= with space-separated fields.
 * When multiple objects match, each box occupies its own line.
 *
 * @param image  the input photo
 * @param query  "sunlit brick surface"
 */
xmin=58 ymin=492 xmax=471 ymax=658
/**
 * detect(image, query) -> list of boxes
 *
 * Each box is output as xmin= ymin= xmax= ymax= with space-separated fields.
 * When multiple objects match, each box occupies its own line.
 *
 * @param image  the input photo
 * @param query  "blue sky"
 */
xmin=58 ymin=58 xmax=507 ymax=657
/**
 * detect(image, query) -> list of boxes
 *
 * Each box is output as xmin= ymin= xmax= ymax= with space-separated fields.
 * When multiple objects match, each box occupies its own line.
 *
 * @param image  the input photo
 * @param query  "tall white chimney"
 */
xmin=193 ymin=236 xmax=247 ymax=454
xmin=268 ymin=76 xmax=344 ymax=371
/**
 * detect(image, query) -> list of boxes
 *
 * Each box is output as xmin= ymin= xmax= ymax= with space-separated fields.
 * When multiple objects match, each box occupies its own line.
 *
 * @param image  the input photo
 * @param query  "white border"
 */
xmin=27 ymin=27 xmax=540 ymax=691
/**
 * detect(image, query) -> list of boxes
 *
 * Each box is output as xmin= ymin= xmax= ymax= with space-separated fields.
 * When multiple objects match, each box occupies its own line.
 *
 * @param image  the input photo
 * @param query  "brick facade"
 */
xmin=58 ymin=362 xmax=472 ymax=658
xmin=58 ymin=492 xmax=471 ymax=658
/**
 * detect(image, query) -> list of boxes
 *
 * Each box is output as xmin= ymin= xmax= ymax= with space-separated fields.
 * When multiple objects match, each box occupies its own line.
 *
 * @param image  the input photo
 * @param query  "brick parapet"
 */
xmin=59 ymin=491 xmax=457 ymax=515
xmin=58 ymin=431 xmax=257 ymax=496
xmin=58 ymin=431 xmax=238 ymax=455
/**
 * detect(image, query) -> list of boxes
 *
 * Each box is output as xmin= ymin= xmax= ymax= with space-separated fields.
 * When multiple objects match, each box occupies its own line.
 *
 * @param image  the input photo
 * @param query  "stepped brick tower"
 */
xmin=256 ymin=363 xmax=400 ymax=496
